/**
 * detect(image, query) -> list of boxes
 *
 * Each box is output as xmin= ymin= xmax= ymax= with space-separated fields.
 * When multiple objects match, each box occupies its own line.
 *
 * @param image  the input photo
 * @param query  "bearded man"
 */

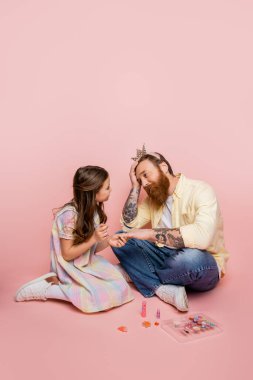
xmin=112 ymin=150 xmax=229 ymax=312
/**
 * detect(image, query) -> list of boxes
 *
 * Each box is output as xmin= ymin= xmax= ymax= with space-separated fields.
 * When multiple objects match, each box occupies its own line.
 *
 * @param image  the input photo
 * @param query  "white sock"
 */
xmin=155 ymin=284 xmax=188 ymax=312
xmin=46 ymin=284 xmax=69 ymax=302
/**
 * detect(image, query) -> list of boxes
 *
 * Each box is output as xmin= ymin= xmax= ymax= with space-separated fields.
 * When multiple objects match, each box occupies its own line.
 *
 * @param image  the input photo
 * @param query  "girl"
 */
xmin=15 ymin=166 xmax=134 ymax=313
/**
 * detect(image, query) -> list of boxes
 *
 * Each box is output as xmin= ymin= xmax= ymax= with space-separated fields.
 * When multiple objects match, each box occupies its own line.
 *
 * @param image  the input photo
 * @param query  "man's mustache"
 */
xmin=144 ymin=184 xmax=158 ymax=195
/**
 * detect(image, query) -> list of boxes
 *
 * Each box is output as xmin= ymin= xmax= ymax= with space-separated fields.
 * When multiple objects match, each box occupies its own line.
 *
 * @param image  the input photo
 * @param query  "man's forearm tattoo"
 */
xmin=122 ymin=188 xmax=140 ymax=224
xmin=154 ymin=228 xmax=185 ymax=249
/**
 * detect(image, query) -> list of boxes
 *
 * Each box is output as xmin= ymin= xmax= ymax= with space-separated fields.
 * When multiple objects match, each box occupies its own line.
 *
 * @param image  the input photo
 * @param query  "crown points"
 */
xmin=131 ymin=144 xmax=147 ymax=161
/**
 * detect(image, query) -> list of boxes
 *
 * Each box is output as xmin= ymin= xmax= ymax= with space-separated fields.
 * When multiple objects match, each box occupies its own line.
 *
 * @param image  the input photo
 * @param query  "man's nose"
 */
xmin=142 ymin=178 xmax=149 ymax=188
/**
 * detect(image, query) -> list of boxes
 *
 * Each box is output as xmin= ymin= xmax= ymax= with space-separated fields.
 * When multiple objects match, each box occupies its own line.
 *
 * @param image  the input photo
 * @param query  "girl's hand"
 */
xmin=94 ymin=224 xmax=109 ymax=242
xmin=108 ymin=234 xmax=127 ymax=248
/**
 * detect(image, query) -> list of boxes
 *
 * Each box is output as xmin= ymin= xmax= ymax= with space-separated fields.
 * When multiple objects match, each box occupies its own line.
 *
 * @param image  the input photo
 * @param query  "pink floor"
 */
xmin=1 ymin=1 xmax=253 ymax=379
xmin=1 ymin=257 xmax=252 ymax=380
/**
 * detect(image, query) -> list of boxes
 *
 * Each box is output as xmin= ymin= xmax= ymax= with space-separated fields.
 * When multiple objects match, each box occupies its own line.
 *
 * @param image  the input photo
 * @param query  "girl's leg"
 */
xmin=45 ymin=276 xmax=70 ymax=301
xmin=16 ymin=273 xmax=68 ymax=302
xmin=45 ymin=276 xmax=59 ymax=285
xmin=45 ymin=284 xmax=69 ymax=301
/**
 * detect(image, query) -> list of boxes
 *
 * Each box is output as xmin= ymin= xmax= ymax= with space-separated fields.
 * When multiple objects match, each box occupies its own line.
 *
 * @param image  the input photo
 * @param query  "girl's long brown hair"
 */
xmin=61 ymin=166 xmax=108 ymax=245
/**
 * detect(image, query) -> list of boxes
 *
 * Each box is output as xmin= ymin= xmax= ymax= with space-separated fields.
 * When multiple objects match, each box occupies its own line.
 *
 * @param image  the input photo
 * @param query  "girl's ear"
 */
xmin=159 ymin=162 xmax=168 ymax=174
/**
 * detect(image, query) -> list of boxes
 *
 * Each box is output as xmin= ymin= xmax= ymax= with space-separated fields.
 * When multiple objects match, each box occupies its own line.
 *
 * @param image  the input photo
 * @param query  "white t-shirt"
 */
xmin=157 ymin=195 xmax=173 ymax=229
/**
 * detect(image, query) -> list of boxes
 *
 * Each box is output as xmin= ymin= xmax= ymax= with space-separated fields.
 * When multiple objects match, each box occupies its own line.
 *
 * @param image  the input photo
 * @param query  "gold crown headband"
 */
xmin=131 ymin=144 xmax=147 ymax=161
xmin=131 ymin=144 xmax=160 ymax=162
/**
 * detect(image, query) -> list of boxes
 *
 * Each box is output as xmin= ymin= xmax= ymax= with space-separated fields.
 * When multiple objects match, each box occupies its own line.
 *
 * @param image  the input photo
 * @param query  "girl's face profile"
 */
xmin=95 ymin=177 xmax=111 ymax=203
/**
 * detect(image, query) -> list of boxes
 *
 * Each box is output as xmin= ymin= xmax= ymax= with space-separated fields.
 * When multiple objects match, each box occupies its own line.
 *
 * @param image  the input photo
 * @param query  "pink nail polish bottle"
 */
xmin=141 ymin=301 xmax=147 ymax=318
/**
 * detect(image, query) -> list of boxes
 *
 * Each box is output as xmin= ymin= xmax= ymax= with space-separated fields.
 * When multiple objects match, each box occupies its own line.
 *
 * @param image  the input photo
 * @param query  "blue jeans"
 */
xmin=112 ymin=235 xmax=220 ymax=297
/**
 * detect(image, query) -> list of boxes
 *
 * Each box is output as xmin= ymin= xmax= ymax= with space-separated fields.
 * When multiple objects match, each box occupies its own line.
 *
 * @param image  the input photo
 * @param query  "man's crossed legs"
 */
xmin=112 ymin=234 xmax=219 ymax=312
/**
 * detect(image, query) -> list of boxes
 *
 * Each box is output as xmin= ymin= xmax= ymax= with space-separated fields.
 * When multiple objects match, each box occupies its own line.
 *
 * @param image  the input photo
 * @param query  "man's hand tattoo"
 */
xmin=154 ymin=228 xmax=185 ymax=249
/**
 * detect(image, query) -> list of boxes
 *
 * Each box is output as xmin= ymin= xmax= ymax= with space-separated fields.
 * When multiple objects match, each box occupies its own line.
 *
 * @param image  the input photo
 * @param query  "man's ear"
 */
xmin=159 ymin=162 xmax=168 ymax=174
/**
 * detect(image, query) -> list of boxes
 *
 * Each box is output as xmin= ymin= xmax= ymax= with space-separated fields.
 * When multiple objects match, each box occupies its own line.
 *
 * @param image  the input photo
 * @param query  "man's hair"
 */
xmin=136 ymin=152 xmax=174 ymax=175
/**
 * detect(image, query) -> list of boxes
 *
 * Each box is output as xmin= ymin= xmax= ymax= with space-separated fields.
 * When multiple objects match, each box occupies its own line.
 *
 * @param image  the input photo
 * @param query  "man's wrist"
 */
xmin=132 ymin=185 xmax=140 ymax=191
xmin=149 ymin=229 xmax=157 ymax=242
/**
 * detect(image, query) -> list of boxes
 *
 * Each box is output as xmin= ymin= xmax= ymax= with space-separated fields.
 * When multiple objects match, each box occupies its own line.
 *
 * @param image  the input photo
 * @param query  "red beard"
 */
xmin=145 ymin=171 xmax=170 ymax=208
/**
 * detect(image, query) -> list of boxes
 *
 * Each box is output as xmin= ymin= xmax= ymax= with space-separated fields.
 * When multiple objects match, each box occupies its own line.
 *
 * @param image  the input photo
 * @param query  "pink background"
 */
xmin=0 ymin=1 xmax=252 ymax=379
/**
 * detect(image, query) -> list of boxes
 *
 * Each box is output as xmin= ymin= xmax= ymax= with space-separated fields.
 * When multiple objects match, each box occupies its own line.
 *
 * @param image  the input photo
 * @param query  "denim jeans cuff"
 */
xmin=145 ymin=283 xmax=162 ymax=297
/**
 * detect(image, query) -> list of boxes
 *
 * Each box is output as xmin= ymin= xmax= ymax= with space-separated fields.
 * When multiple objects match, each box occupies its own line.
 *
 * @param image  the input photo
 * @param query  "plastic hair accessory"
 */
xmin=117 ymin=326 xmax=128 ymax=333
xmin=161 ymin=312 xmax=222 ymax=343
xmin=142 ymin=321 xmax=151 ymax=328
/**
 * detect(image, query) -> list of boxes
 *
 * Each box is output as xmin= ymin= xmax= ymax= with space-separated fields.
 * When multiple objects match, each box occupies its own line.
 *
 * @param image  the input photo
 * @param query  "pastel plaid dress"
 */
xmin=50 ymin=205 xmax=134 ymax=312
